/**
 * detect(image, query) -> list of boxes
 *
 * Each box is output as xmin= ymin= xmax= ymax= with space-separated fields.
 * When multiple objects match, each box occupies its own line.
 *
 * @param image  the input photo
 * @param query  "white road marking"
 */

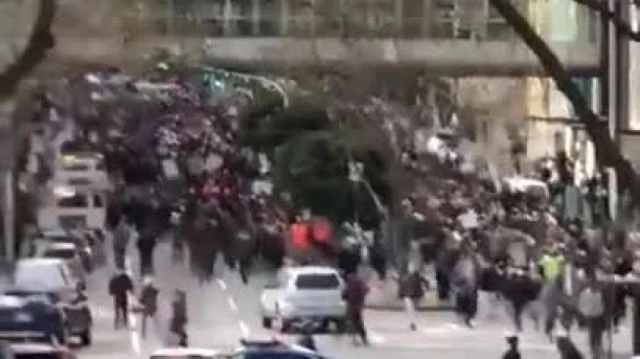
xmin=128 ymin=307 xmax=141 ymax=355
xmin=367 ymin=330 xmax=386 ymax=344
xmin=419 ymin=322 xmax=464 ymax=335
xmin=123 ymin=256 xmax=141 ymax=355
xmin=239 ymin=321 xmax=251 ymax=338
xmin=217 ymin=279 xmax=227 ymax=290
xmin=227 ymin=297 xmax=238 ymax=311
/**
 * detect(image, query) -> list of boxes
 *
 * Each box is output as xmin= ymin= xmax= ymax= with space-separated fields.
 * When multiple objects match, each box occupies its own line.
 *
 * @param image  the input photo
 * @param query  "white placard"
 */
xmin=162 ymin=159 xmax=180 ymax=179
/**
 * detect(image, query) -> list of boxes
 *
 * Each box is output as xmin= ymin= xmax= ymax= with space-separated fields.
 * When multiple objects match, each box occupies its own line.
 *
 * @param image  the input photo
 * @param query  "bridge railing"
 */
xmin=124 ymin=0 xmax=599 ymax=45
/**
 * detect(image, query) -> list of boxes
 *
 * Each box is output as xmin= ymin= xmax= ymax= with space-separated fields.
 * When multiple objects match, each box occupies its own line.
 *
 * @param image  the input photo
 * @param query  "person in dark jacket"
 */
xmin=169 ymin=290 xmax=188 ymax=346
xmin=108 ymin=270 xmax=134 ymax=329
xmin=399 ymin=266 xmax=427 ymax=331
xmin=236 ymin=229 xmax=254 ymax=285
xmin=137 ymin=232 xmax=157 ymax=276
xmin=556 ymin=332 xmax=584 ymax=359
xmin=502 ymin=268 xmax=540 ymax=332
xmin=139 ymin=276 xmax=159 ymax=338
xmin=342 ymin=273 xmax=369 ymax=345
xmin=502 ymin=333 xmax=521 ymax=359
xmin=337 ymin=239 xmax=361 ymax=279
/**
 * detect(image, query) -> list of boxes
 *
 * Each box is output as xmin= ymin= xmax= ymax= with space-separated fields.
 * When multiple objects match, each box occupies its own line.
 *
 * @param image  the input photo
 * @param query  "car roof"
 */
xmin=237 ymin=340 xmax=319 ymax=357
xmin=284 ymin=266 xmax=340 ymax=276
xmin=61 ymin=152 xmax=103 ymax=161
xmin=16 ymin=258 xmax=65 ymax=267
xmin=0 ymin=295 xmax=26 ymax=308
xmin=43 ymin=243 xmax=76 ymax=251
xmin=152 ymin=347 xmax=221 ymax=357
xmin=10 ymin=343 xmax=61 ymax=353
xmin=41 ymin=229 xmax=69 ymax=237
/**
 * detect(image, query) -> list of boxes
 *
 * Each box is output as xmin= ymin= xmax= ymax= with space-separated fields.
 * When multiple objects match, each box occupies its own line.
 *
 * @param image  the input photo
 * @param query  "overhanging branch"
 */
xmin=0 ymin=0 xmax=56 ymax=98
xmin=488 ymin=0 xmax=640 ymax=198
xmin=573 ymin=0 xmax=640 ymax=41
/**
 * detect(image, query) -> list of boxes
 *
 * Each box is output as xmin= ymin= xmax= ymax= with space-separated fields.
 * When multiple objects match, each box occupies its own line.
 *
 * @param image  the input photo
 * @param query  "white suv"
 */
xmin=260 ymin=266 xmax=346 ymax=332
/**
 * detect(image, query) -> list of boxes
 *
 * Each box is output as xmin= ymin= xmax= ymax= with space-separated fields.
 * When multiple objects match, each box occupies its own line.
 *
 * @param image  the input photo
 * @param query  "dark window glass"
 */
xmin=56 ymin=195 xmax=88 ymax=208
xmin=43 ymin=249 xmax=75 ymax=259
xmin=240 ymin=353 xmax=313 ymax=359
xmin=15 ymin=353 xmax=61 ymax=359
xmin=294 ymin=274 xmax=339 ymax=289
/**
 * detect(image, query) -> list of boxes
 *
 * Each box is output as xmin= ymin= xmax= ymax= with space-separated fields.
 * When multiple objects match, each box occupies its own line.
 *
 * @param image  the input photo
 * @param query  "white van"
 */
xmin=54 ymin=152 xmax=110 ymax=190
xmin=37 ymin=185 xmax=107 ymax=231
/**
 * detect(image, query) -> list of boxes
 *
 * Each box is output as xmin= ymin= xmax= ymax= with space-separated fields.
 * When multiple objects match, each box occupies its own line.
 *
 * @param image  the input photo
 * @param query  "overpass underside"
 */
xmin=200 ymin=37 xmax=600 ymax=77
xmin=0 ymin=0 xmax=601 ymax=77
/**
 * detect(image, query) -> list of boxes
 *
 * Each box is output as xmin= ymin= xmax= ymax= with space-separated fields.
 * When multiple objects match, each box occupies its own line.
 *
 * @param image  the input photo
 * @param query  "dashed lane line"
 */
xmin=227 ymin=297 xmax=238 ymax=312
xmin=367 ymin=330 xmax=386 ymax=344
xmin=217 ymin=279 xmax=227 ymax=291
xmin=239 ymin=321 xmax=251 ymax=338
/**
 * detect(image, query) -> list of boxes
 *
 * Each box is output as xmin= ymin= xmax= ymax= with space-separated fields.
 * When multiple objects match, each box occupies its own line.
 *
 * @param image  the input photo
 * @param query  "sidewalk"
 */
xmin=365 ymin=276 xmax=454 ymax=311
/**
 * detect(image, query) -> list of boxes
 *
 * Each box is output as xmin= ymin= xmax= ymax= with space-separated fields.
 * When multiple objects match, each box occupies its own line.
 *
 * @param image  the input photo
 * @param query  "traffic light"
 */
xmin=203 ymin=70 xmax=226 ymax=92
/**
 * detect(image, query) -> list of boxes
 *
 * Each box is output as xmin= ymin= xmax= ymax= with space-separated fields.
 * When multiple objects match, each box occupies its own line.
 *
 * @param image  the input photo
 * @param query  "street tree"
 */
xmin=488 ymin=0 xmax=640 ymax=200
xmin=0 ymin=0 xmax=56 ymax=99
xmin=239 ymin=96 xmax=391 ymax=228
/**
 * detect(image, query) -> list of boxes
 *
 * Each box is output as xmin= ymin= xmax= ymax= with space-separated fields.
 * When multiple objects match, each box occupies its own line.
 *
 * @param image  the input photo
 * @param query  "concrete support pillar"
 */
xmin=223 ymin=0 xmax=232 ymax=36
xmin=167 ymin=0 xmax=174 ymax=36
xmin=280 ymin=0 xmax=289 ymax=35
xmin=394 ymin=0 xmax=403 ymax=35
xmin=251 ymin=0 xmax=261 ymax=35
xmin=309 ymin=0 xmax=316 ymax=36
xmin=422 ymin=0 xmax=432 ymax=37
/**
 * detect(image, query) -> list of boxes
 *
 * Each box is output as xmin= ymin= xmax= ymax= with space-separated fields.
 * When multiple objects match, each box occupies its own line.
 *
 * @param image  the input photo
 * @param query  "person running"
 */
xmin=342 ymin=273 xmax=369 ymax=346
xmin=112 ymin=218 xmax=130 ymax=270
xmin=501 ymin=333 xmax=522 ymax=359
xmin=399 ymin=263 xmax=427 ymax=331
xmin=139 ymin=276 xmax=159 ymax=338
xmin=169 ymin=290 xmax=188 ymax=347
xmin=108 ymin=270 xmax=134 ymax=329
xmin=136 ymin=230 xmax=157 ymax=276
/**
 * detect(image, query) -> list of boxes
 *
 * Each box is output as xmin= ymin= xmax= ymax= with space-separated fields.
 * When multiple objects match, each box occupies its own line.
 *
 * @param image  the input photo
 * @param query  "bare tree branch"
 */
xmin=573 ymin=0 xmax=640 ymax=41
xmin=0 ymin=0 xmax=56 ymax=98
xmin=489 ymin=0 xmax=640 ymax=198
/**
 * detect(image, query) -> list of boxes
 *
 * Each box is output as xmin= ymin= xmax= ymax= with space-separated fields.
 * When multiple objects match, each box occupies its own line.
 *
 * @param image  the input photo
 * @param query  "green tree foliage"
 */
xmin=240 ymin=100 xmax=390 ymax=228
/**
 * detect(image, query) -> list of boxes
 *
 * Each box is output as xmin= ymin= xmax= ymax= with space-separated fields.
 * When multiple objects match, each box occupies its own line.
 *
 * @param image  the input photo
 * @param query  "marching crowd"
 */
xmin=26 ymin=65 xmax=634 ymax=359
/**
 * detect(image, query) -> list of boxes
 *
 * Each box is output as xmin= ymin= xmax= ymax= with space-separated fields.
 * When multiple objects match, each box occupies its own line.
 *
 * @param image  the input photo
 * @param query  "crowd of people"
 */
xmin=374 ymin=129 xmax=635 ymax=359
xmin=28 ymin=66 xmax=293 ymax=346
xmin=24 ymin=65 xmax=636 ymax=358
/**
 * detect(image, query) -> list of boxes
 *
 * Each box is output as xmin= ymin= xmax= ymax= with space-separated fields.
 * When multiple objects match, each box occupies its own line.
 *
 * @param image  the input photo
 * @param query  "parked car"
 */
xmin=53 ymin=152 xmax=109 ymax=191
xmin=232 ymin=339 xmax=325 ymax=359
xmin=37 ymin=185 xmax=107 ymax=231
xmin=0 ymin=294 xmax=66 ymax=345
xmin=9 ymin=342 xmax=77 ymax=359
xmin=260 ymin=266 xmax=346 ymax=332
xmin=40 ymin=229 xmax=93 ymax=272
xmin=39 ymin=242 xmax=86 ymax=284
xmin=11 ymin=259 xmax=92 ymax=346
xmin=150 ymin=347 xmax=224 ymax=359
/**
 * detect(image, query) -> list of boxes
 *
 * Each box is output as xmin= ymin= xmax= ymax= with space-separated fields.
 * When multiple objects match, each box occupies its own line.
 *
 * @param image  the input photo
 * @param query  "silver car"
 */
xmin=260 ymin=266 xmax=346 ymax=332
xmin=39 ymin=242 xmax=86 ymax=285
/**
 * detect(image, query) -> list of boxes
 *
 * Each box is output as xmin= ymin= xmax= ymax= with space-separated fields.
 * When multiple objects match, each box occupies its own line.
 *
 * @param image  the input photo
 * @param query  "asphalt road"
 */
xmin=76 ymin=238 xmax=635 ymax=359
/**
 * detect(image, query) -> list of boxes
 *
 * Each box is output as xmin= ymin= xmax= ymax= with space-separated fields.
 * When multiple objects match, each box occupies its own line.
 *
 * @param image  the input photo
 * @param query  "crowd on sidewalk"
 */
xmin=362 ymin=125 xmax=634 ymax=359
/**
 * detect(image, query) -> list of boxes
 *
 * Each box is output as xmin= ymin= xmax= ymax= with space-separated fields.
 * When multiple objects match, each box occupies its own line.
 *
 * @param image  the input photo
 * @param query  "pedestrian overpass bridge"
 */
xmin=198 ymin=36 xmax=599 ymax=76
xmin=0 ymin=0 xmax=600 ymax=77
